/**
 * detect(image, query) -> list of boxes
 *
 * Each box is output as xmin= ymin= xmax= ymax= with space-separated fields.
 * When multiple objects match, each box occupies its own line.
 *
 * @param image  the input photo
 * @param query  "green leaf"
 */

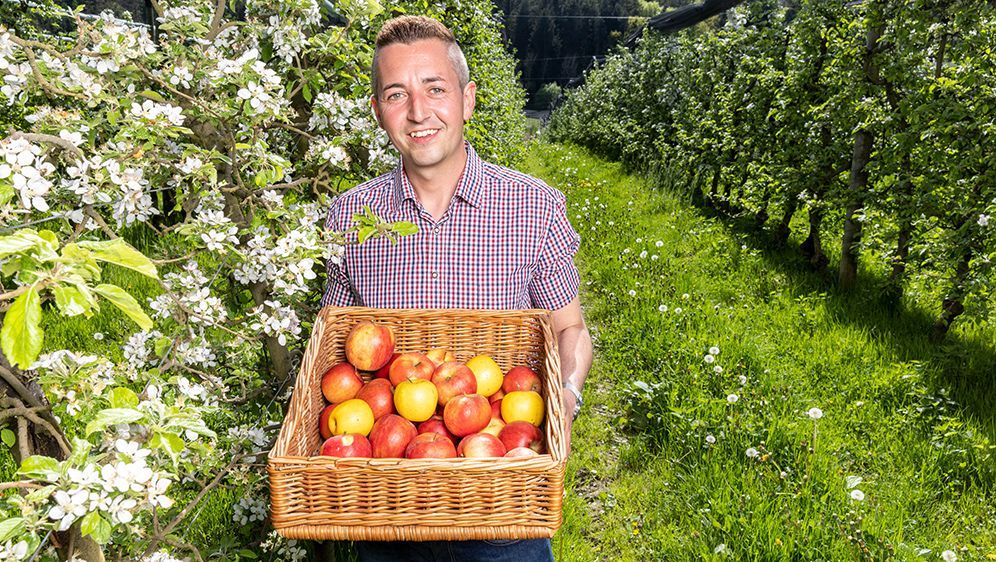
xmin=68 ymin=437 xmax=93 ymax=466
xmin=154 ymin=336 xmax=173 ymax=358
xmin=17 ymin=455 xmax=60 ymax=478
xmin=77 ymin=239 xmax=158 ymax=278
xmin=1 ymin=285 xmax=44 ymax=369
xmin=151 ymin=431 xmax=185 ymax=455
xmin=109 ymin=387 xmax=139 ymax=409
xmin=391 ymin=221 xmax=418 ymax=237
xmin=0 ymin=181 xmax=14 ymax=207
xmin=0 ymin=517 xmax=25 ymax=542
xmin=0 ymin=230 xmax=45 ymax=258
xmin=357 ymin=225 xmax=376 ymax=244
xmin=138 ymin=89 xmax=166 ymax=103
xmin=85 ymin=408 xmax=144 ymax=436
xmin=80 ymin=511 xmax=112 ymax=544
xmin=166 ymin=415 xmax=217 ymax=440
xmin=92 ymin=284 xmax=154 ymax=330
xmin=52 ymin=285 xmax=92 ymax=317
xmin=0 ymin=428 xmax=13 ymax=447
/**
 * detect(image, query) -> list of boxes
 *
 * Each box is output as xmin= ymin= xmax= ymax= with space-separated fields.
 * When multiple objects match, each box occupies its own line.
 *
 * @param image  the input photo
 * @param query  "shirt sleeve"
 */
xmin=320 ymin=197 xmax=357 ymax=307
xmin=528 ymin=194 xmax=581 ymax=311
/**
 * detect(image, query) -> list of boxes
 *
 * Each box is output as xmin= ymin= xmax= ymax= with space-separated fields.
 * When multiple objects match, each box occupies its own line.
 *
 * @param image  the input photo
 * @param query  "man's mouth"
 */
xmin=409 ymin=129 xmax=439 ymax=138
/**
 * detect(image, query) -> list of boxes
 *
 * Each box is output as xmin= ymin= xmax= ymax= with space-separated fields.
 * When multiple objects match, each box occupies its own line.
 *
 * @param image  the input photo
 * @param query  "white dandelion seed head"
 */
xmin=807 ymin=407 xmax=824 ymax=420
xmin=850 ymin=489 xmax=865 ymax=501
xmin=727 ymin=394 xmax=739 ymax=404
xmin=941 ymin=550 xmax=957 ymax=562
xmin=709 ymin=346 xmax=720 ymax=355
xmin=745 ymin=447 xmax=759 ymax=458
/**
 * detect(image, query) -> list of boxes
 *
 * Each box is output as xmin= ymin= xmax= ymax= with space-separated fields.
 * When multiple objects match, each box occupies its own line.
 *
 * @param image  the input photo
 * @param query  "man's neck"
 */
xmin=404 ymin=147 xmax=468 ymax=221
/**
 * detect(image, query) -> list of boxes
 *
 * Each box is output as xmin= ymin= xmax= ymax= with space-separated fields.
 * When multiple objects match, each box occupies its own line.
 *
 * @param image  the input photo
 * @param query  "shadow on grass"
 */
xmin=694 ymin=200 xmax=996 ymax=437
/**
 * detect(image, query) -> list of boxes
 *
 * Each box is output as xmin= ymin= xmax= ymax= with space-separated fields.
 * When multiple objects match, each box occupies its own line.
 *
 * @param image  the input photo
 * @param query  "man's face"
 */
xmin=371 ymin=39 xmax=476 ymax=176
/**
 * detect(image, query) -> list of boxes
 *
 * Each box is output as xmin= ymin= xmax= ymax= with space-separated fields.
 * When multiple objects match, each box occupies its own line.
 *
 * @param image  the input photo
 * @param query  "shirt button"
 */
xmin=432 ymin=226 xmax=441 ymax=235
xmin=431 ymin=272 xmax=439 ymax=279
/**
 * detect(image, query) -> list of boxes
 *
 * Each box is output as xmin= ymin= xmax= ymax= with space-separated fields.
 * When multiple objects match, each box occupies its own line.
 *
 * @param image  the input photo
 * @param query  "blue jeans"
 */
xmin=356 ymin=538 xmax=554 ymax=562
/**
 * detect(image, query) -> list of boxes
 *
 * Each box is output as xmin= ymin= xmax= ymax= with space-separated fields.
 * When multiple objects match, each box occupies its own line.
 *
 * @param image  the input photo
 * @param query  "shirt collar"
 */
xmin=391 ymin=141 xmax=485 ymax=213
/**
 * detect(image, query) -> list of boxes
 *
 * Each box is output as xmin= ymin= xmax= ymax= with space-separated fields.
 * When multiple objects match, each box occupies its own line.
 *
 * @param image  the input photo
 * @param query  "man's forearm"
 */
xmin=558 ymin=324 xmax=593 ymax=390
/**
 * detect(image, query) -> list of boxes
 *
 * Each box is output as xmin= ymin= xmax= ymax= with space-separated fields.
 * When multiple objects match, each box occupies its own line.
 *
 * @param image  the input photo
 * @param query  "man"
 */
xmin=321 ymin=15 xmax=593 ymax=562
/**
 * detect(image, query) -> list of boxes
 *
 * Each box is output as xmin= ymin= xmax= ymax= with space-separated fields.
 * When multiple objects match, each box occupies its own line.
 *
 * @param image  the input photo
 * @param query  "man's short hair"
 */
xmin=372 ymin=15 xmax=470 ymax=96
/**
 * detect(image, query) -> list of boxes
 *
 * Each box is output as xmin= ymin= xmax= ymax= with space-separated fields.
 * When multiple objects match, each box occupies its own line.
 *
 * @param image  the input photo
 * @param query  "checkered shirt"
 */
xmin=320 ymin=142 xmax=581 ymax=310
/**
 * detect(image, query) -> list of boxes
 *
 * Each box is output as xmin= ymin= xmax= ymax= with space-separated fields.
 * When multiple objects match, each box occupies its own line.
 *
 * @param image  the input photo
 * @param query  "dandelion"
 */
xmin=658 ymin=304 xmax=668 ymax=313
xmin=806 ymin=407 xmax=823 ymax=420
xmin=979 ymin=214 xmax=990 ymax=227
xmin=941 ymin=550 xmax=957 ymax=562
xmin=738 ymin=375 xmax=747 ymax=385
xmin=628 ymin=289 xmax=636 ymax=297
xmin=93 ymin=332 xmax=104 ymax=341
xmin=714 ymin=543 xmax=727 ymax=554
xmin=674 ymin=307 xmax=683 ymax=314
xmin=850 ymin=489 xmax=865 ymax=501
xmin=727 ymin=394 xmax=739 ymax=404
xmin=655 ymin=240 xmax=663 ymax=247
xmin=705 ymin=434 xmax=716 ymax=444
xmin=714 ymin=366 xmax=723 ymax=374
xmin=709 ymin=346 xmax=720 ymax=355
xmin=746 ymin=447 xmax=759 ymax=458
xmin=682 ymin=293 xmax=690 ymax=300
xmin=704 ymin=354 xmax=715 ymax=364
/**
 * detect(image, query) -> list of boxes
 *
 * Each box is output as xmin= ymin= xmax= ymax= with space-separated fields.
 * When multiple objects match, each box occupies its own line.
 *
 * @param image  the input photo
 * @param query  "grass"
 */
xmin=521 ymin=142 xmax=996 ymax=561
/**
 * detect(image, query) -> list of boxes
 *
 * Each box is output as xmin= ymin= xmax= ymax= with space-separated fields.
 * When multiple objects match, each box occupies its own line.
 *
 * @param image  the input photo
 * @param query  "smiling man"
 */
xmin=321 ymin=15 xmax=593 ymax=562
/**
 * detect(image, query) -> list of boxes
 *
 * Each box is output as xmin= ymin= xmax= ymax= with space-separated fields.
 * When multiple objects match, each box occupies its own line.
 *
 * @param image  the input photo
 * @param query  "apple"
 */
xmin=405 ymin=432 xmax=457 ymax=459
xmin=321 ymin=362 xmax=363 ymax=404
xmin=318 ymin=404 xmax=335 ymax=440
xmin=320 ymin=434 xmax=372 ymax=458
xmin=389 ymin=353 xmax=436 ymax=387
xmin=501 ymin=390 xmax=545 ymax=426
xmin=345 ymin=321 xmax=395 ymax=371
xmin=456 ymin=432 xmax=507 ymax=458
xmin=373 ymin=353 xmax=401 ymax=379
xmin=431 ymin=362 xmax=477 ymax=407
xmin=502 ymin=366 xmax=542 ymax=394
xmin=489 ymin=388 xmax=506 ymax=402
xmin=417 ymin=415 xmax=458 ymax=445
xmin=356 ymin=378 xmax=394 ymax=419
xmin=481 ymin=417 xmax=506 ymax=438
xmin=394 ymin=378 xmax=438 ymax=422
xmin=465 ymin=355 xmax=504 ymax=398
xmin=426 ymin=347 xmax=456 ymax=365
xmin=504 ymin=447 xmax=540 ymax=458
xmin=490 ymin=398 xmax=503 ymax=421
xmin=443 ymin=394 xmax=491 ymax=437
xmin=327 ymin=399 xmax=375 ymax=437
xmin=498 ymin=420 xmax=544 ymax=453
xmin=368 ymin=414 xmax=418 ymax=458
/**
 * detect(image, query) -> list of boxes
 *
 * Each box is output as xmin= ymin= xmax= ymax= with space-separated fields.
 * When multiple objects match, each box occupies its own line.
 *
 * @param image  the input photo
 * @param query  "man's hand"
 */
xmin=550 ymin=297 xmax=592 ymax=458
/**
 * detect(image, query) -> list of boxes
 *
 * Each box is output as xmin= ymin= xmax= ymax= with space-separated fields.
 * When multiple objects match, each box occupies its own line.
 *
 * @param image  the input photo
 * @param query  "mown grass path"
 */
xmin=523 ymin=143 xmax=996 ymax=561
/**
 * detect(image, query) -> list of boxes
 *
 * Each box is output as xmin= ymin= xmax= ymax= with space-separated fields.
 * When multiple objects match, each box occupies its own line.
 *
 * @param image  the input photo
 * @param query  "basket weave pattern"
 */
xmin=268 ymin=307 xmax=567 ymax=541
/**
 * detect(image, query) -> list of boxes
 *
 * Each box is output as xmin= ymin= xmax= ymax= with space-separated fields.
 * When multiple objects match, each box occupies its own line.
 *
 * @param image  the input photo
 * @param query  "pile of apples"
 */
xmin=318 ymin=320 xmax=547 ymax=460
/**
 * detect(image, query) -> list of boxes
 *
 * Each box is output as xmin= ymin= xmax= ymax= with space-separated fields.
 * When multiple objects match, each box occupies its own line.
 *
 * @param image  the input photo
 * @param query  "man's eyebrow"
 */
xmin=381 ymin=77 xmax=445 ymax=92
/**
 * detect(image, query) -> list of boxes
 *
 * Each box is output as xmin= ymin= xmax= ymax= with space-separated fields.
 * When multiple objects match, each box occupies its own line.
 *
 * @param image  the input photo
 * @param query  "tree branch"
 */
xmin=9 ymin=132 xmax=84 ymax=160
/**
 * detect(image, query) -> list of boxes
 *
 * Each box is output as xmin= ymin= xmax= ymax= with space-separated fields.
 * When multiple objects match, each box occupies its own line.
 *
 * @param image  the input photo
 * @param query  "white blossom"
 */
xmin=806 ymin=407 xmax=824 ymax=420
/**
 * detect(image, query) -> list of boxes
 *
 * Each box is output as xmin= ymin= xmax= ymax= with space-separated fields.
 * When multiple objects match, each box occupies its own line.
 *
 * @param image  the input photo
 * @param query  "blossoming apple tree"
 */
xmin=0 ymin=0 xmax=525 ymax=559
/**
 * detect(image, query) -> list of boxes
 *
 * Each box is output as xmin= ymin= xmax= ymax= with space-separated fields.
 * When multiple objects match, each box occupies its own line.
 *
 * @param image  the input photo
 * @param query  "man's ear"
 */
xmin=463 ymin=81 xmax=477 ymax=122
xmin=370 ymin=95 xmax=383 ymax=127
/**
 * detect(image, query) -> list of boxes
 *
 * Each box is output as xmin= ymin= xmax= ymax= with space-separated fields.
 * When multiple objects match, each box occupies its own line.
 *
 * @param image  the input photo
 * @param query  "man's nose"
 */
xmin=407 ymin=91 xmax=429 ymax=122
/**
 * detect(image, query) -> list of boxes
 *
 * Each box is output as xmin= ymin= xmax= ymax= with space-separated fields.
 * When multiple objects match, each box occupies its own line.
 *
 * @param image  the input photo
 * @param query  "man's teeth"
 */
xmin=410 ymin=129 xmax=438 ymax=138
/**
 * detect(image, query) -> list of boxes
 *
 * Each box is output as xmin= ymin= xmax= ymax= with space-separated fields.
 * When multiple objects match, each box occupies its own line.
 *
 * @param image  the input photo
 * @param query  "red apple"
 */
xmin=481 ymin=417 xmax=506 ymax=438
xmin=443 ymin=394 xmax=491 ymax=437
xmin=389 ymin=353 xmax=436 ymax=387
xmin=498 ymin=421 xmax=544 ymax=453
xmin=318 ymin=404 xmax=335 ymax=440
xmin=490 ymin=398 xmax=503 ymax=421
xmin=426 ymin=348 xmax=456 ymax=365
xmin=405 ymin=432 xmax=457 ymax=459
xmin=417 ymin=415 xmax=458 ymax=445
xmin=489 ymin=388 xmax=506 ymax=402
xmin=320 ymin=433 xmax=372 ymax=458
xmin=368 ymin=414 xmax=418 ymax=458
xmin=431 ymin=362 xmax=477 ymax=407
xmin=505 ymin=447 xmax=540 ymax=458
xmin=321 ymin=362 xmax=363 ymax=404
xmin=356 ymin=378 xmax=394 ymax=419
xmin=345 ymin=321 xmax=395 ymax=371
xmin=373 ymin=353 xmax=400 ymax=379
xmin=456 ymin=432 xmax=507 ymax=458
xmin=502 ymin=366 xmax=542 ymax=394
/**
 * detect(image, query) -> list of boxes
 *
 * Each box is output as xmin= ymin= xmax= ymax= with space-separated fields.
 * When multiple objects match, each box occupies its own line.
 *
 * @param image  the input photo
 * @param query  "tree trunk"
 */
xmin=931 ymin=248 xmax=971 ymax=342
xmin=800 ymin=206 xmax=828 ymax=272
xmin=774 ymin=195 xmax=796 ymax=247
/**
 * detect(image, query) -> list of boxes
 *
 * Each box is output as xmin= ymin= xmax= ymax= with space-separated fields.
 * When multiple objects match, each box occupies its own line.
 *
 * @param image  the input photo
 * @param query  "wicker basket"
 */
xmin=268 ymin=306 xmax=567 ymax=541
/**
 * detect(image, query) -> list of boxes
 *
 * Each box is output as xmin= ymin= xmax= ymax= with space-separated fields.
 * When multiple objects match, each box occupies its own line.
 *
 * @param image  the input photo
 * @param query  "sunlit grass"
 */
xmin=525 ymin=142 xmax=996 ymax=561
